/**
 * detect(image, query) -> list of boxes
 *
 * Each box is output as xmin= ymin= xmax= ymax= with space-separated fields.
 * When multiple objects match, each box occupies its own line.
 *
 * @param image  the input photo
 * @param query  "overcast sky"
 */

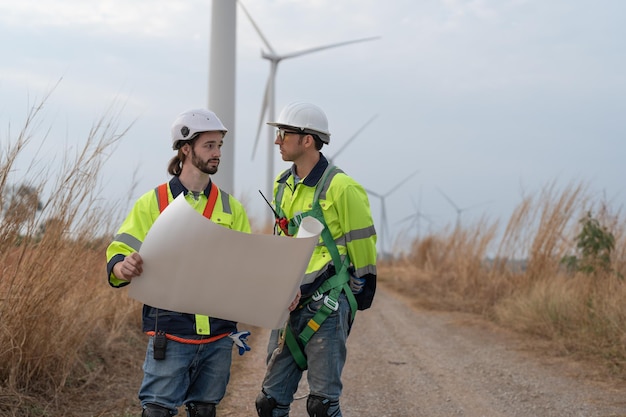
xmin=1 ymin=0 xmax=623 ymax=253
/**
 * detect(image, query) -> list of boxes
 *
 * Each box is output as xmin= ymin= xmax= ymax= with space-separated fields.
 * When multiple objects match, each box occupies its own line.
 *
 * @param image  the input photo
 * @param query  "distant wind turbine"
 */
xmin=237 ymin=0 xmax=381 ymax=200
xmin=365 ymin=169 xmax=419 ymax=255
xmin=397 ymin=190 xmax=432 ymax=239
xmin=437 ymin=187 xmax=492 ymax=229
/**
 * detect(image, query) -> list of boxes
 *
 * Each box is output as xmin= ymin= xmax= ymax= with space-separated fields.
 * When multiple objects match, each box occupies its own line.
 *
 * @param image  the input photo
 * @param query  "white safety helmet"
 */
xmin=267 ymin=101 xmax=331 ymax=144
xmin=170 ymin=108 xmax=228 ymax=150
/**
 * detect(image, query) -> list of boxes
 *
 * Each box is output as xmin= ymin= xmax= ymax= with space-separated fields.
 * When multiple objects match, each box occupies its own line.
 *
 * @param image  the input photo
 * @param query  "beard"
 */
xmin=191 ymin=149 xmax=219 ymax=175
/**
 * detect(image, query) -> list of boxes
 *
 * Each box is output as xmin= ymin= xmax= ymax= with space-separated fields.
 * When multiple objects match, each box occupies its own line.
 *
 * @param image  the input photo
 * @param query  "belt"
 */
xmin=145 ymin=331 xmax=229 ymax=345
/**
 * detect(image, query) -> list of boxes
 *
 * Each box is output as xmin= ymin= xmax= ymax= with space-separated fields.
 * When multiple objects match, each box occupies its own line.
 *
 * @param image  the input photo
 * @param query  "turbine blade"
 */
xmin=280 ymin=36 xmax=381 ymax=60
xmin=437 ymin=187 xmax=460 ymax=211
xmin=364 ymin=188 xmax=383 ymax=199
xmin=237 ymin=0 xmax=276 ymax=54
xmin=331 ymin=114 xmax=378 ymax=161
xmin=385 ymin=168 xmax=419 ymax=197
xmin=396 ymin=212 xmax=415 ymax=224
xmin=251 ymin=76 xmax=272 ymax=159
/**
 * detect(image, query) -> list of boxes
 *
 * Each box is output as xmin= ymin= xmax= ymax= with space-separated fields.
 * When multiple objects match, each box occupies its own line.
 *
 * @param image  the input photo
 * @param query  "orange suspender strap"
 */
xmin=145 ymin=331 xmax=229 ymax=345
xmin=203 ymin=182 xmax=219 ymax=218
xmin=157 ymin=183 xmax=169 ymax=213
xmin=156 ymin=182 xmax=219 ymax=219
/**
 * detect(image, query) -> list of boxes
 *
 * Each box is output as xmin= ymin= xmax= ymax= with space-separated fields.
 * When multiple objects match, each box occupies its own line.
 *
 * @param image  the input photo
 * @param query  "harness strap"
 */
xmin=156 ymin=182 xmax=219 ymax=218
xmin=145 ymin=331 xmax=229 ymax=345
xmin=275 ymin=165 xmax=358 ymax=370
xmin=284 ymin=324 xmax=308 ymax=370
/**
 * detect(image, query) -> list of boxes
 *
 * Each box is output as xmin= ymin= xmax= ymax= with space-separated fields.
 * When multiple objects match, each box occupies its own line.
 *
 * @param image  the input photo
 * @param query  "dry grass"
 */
xmin=2 ymin=95 xmax=626 ymax=416
xmin=1 ymin=94 xmax=144 ymax=416
xmin=380 ymin=181 xmax=626 ymax=378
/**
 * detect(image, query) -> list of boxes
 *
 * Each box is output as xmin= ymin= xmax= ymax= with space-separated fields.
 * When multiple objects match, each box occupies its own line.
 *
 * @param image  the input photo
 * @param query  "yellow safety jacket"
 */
xmin=106 ymin=176 xmax=251 ymax=336
xmin=273 ymin=154 xmax=377 ymax=370
xmin=273 ymin=154 xmax=377 ymax=307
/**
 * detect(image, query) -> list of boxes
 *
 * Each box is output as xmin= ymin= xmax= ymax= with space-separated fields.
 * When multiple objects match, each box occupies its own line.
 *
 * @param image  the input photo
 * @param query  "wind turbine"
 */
xmin=237 ymin=0 xmax=381 ymax=200
xmin=397 ymin=190 xmax=432 ymax=239
xmin=365 ymin=169 xmax=420 ymax=256
xmin=437 ymin=187 xmax=492 ymax=229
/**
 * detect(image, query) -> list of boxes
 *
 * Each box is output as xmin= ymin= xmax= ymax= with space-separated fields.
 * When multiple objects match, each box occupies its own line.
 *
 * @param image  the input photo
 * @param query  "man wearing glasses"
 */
xmin=255 ymin=101 xmax=378 ymax=417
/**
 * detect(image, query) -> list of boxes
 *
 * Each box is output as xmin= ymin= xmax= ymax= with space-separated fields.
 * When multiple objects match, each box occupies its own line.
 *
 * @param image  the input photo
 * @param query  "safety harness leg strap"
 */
xmin=284 ymin=324 xmax=308 ymax=370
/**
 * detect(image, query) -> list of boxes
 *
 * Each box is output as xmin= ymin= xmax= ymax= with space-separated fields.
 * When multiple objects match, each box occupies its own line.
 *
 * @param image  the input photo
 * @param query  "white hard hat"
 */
xmin=171 ymin=108 xmax=228 ymax=150
xmin=267 ymin=102 xmax=331 ymax=144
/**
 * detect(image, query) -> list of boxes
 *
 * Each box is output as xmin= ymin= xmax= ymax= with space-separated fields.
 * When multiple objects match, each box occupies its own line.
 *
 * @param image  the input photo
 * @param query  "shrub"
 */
xmin=561 ymin=210 xmax=617 ymax=277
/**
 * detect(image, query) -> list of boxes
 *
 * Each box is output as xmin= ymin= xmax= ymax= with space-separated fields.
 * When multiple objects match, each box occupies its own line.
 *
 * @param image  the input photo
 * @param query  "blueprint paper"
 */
xmin=127 ymin=194 xmax=323 ymax=329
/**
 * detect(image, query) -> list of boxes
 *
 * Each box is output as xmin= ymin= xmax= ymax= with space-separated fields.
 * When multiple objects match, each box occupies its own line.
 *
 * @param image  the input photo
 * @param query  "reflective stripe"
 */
xmin=321 ymin=226 xmax=375 ymax=249
xmin=114 ymin=232 xmax=142 ymax=252
xmin=220 ymin=190 xmax=232 ymax=214
xmin=345 ymin=225 xmax=376 ymax=243
xmin=315 ymin=168 xmax=342 ymax=200
xmin=354 ymin=264 xmax=377 ymax=277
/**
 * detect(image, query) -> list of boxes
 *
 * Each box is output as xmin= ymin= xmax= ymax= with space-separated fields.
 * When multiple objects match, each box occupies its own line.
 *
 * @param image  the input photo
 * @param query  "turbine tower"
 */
xmin=208 ymin=0 xmax=236 ymax=194
xmin=237 ymin=0 xmax=380 ymax=202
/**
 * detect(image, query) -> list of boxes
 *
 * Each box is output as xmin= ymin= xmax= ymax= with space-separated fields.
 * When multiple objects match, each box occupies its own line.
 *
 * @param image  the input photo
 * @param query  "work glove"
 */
xmin=349 ymin=274 xmax=365 ymax=295
xmin=229 ymin=331 xmax=251 ymax=355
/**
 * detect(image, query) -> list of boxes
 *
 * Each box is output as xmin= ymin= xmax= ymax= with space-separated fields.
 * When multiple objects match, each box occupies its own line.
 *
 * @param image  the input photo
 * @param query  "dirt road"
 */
xmin=221 ymin=285 xmax=626 ymax=416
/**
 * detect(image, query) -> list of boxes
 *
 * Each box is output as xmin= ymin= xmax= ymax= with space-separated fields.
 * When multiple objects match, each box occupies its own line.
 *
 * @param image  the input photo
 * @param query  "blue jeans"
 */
xmin=139 ymin=335 xmax=233 ymax=415
xmin=261 ymin=293 xmax=351 ymax=417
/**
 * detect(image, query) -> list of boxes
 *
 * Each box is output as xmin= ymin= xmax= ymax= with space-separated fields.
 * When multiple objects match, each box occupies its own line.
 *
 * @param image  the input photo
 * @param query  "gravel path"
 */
xmin=221 ymin=285 xmax=626 ymax=416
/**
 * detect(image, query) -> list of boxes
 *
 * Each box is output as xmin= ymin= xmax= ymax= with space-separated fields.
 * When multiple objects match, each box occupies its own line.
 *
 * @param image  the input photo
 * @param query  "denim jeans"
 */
xmin=261 ymin=292 xmax=351 ymax=417
xmin=139 ymin=335 xmax=233 ymax=415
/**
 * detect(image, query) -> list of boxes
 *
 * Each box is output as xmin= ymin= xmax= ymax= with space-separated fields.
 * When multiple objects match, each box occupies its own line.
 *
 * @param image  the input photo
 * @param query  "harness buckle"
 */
xmin=312 ymin=291 xmax=323 ymax=301
xmin=323 ymin=295 xmax=339 ymax=311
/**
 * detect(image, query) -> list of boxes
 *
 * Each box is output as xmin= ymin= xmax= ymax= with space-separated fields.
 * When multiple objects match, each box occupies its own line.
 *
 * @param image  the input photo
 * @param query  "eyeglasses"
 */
xmin=276 ymin=129 xmax=304 ymax=141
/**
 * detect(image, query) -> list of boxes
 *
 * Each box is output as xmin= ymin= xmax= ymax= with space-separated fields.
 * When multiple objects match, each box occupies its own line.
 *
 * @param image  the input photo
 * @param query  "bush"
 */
xmin=561 ymin=211 xmax=617 ymax=276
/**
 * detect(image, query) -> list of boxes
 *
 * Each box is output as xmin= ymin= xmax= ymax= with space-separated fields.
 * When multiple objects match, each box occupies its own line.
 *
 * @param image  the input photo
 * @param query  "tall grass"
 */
xmin=381 ymin=181 xmax=626 ymax=376
xmin=0 ymin=95 xmax=142 ymax=416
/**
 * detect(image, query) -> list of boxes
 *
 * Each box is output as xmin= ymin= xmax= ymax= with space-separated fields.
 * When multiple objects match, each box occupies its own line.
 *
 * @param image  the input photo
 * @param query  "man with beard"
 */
xmin=106 ymin=108 xmax=251 ymax=417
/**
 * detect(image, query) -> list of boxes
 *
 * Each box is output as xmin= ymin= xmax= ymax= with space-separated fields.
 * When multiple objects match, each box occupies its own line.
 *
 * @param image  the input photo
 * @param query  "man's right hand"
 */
xmin=288 ymin=289 xmax=301 ymax=311
xmin=113 ymin=252 xmax=143 ymax=281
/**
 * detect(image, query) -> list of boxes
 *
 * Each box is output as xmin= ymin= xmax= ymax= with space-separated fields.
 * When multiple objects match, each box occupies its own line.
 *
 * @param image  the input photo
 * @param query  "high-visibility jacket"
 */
xmin=273 ymin=154 xmax=377 ymax=307
xmin=106 ymin=176 xmax=251 ymax=336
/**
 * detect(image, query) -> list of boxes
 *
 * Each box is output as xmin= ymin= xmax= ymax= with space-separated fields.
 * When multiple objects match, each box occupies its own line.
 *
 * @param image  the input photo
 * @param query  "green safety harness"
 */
xmin=274 ymin=164 xmax=358 ymax=370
